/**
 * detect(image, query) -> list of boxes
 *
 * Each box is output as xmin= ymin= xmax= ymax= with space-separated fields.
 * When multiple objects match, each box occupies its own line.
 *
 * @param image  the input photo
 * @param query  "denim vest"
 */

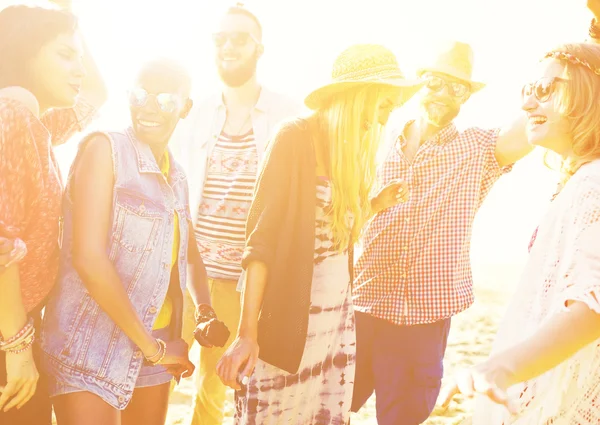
xmin=41 ymin=128 xmax=191 ymax=409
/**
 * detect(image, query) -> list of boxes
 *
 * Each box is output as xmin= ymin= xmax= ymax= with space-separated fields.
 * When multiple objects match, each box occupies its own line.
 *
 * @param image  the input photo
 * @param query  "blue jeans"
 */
xmin=351 ymin=312 xmax=451 ymax=425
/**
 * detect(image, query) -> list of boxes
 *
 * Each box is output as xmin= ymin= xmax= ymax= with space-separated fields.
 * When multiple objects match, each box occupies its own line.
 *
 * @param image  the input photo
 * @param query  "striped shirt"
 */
xmin=195 ymin=130 xmax=258 ymax=280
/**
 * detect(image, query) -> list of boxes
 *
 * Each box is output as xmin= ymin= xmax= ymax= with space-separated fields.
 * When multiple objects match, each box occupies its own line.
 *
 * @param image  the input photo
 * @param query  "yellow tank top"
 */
xmin=153 ymin=152 xmax=179 ymax=330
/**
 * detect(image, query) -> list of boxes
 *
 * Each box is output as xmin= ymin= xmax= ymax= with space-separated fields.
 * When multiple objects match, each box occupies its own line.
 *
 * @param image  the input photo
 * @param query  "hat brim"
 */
xmin=304 ymin=77 xmax=424 ymax=110
xmin=417 ymin=68 xmax=485 ymax=93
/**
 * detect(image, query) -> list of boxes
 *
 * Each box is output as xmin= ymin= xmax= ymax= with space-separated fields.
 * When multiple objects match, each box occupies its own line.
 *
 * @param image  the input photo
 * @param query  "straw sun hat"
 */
xmin=416 ymin=41 xmax=486 ymax=93
xmin=304 ymin=44 xmax=423 ymax=110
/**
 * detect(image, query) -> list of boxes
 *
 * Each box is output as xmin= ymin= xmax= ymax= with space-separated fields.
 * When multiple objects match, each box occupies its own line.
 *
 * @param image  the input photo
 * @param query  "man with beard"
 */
xmin=350 ymin=41 xmax=532 ymax=425
xmin=171 ymin=5 xmax=300 ymax=425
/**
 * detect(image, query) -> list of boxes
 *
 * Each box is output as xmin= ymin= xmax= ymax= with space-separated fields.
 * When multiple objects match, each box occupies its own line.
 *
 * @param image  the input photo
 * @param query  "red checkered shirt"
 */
xmin=353 ymin=121 xmax=511 ymax=326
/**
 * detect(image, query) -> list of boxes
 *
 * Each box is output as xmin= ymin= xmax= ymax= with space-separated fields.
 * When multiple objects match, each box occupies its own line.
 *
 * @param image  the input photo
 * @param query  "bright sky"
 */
xmin=9 ymin=0 xmax=594 ymax=272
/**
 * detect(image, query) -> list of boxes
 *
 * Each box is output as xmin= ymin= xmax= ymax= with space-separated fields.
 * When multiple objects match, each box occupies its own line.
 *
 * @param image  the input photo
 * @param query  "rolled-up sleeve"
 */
xmin=465 ymin=127 xmax=513 ymax=200
xmin=41 ymin=97 xmax=96 ymax=146
xmin=241 ymin=123 xmax=295 ymax=270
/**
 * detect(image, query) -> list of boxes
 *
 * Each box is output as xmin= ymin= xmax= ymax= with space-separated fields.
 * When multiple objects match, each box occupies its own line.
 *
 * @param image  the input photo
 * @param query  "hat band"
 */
xmin=420 ymin=66 xmax=474 ymax=82
xmin=333 ymin=63 xmax=404 ymax=82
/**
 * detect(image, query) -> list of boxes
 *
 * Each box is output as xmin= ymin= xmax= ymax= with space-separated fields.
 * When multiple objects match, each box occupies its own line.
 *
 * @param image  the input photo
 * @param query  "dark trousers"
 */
xmin=0 ymin=313 xmax=52 ymax=425
xmin=351 ymin=311 xmax=451 ymax=425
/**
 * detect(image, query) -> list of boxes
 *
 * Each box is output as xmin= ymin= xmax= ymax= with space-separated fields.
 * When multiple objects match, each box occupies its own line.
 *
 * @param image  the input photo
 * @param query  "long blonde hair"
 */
xmin=543 ymin=43 xmax=600 ymax=186
xmin=309 ymin=84 xmax=397 ymax=250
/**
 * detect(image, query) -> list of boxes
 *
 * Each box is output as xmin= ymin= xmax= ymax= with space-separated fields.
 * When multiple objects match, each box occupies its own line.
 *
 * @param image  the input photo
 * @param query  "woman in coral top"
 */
xmin=0 ymin=3 xmax=106 ymax=424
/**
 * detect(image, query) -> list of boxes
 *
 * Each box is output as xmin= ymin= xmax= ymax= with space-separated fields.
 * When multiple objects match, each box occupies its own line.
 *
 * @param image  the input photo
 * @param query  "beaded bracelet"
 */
xmin=0 ymin=317 xmax=34 ymax=349
xmin=1 ymin=327 xmax=35 ymax=352
xmin=5 ymin=335 xmax=35 ymax=354
xmin=145 ymin=338 xmax=167 ymax=365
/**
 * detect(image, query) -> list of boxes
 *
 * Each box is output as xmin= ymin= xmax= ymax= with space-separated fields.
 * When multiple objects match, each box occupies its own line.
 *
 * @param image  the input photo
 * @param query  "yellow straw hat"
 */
xmin=417 ymin=41 xmax=486 ymax=92
xmin=304 ymin=44 xmax=423 ymax=110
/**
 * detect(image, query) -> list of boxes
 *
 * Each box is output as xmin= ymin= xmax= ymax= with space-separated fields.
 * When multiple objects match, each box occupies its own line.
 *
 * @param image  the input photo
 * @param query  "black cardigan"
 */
xmin=241 ymin=118 xmax=318 ymax=374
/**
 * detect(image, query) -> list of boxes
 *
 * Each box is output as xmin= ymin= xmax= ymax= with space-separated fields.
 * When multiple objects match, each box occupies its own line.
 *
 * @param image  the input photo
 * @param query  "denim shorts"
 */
xmin=135 ymin=327 xmax=173 ymax=388
xmin=47 ymin=327 xmax=173 ymax=401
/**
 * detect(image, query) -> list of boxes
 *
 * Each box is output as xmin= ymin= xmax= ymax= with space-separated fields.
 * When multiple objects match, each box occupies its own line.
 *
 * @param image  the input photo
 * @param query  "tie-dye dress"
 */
xmin=235 ymin=177 xmax=356 ymax=425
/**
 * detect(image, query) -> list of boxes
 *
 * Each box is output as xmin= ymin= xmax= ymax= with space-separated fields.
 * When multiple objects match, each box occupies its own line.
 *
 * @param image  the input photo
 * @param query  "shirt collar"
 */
xmin=126 ymin=127 xmax=185 ymax=182
xmin=217 ymin=86 xmax=269 ymax=113
xmin=433 ymin=122 xmax=459 ymax=145
xmin=127 ymin=127 xmax=161 ymax=174
xmin=398 ymin=120 xmax=459 ymax=148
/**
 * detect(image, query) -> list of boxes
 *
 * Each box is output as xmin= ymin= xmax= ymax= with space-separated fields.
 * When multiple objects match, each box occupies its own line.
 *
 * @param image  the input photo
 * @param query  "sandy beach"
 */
xmin=163 ymin=263 xmax=520 ymax=425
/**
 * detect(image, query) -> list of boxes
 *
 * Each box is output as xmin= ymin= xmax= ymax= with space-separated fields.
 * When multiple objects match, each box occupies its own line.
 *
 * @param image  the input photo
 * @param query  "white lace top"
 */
xmin=474 ymin=159 xmax=600 ymax=425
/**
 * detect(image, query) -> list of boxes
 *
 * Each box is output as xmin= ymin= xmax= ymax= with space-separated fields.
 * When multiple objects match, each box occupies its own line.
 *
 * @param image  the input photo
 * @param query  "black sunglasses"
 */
xmin=128 ymin=88 xmax=183 ymax=113
xmin=212 ymin=31 xmax=259 ymax=48
xmin=521 ymin=77 xmax=568 ymax=103
xmin=422 ymin=74 xmax=470 ymax=98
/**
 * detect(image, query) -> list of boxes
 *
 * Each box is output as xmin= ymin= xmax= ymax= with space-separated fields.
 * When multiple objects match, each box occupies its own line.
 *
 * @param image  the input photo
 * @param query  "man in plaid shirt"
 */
xmin=350 ymin=41 xmax=533 ymax=424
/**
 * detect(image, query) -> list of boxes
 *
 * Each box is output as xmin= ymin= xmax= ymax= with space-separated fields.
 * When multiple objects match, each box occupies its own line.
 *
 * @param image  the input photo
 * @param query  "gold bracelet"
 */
xmin=6 ymin=335 xmax=35 ymax=354
xmin=0 ymin=317 xmax=34 ymax=347
xmin=146 ymin=339 xmax=167 ymax=365
xmin=5 ymin=333 xmax=35 ymax=352
xmin=0 ymin=325 xmax=35 ymax=352
xmin=144 ymin=339 xmax=162 ymax=361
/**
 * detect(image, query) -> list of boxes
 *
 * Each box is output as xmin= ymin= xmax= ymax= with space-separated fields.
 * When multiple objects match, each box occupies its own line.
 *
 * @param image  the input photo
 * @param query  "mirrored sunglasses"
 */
xmin=128 ymin=88 xmax=183 ymax=113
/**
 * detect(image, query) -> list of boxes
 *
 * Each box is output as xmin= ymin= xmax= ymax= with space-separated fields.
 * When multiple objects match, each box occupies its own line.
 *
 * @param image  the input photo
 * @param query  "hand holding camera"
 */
xmin=193 ymin=304 xmax=230 ymax=348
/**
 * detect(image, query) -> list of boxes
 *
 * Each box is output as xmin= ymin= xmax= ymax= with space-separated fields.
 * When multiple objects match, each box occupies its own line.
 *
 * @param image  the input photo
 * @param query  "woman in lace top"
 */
xmin=441 ymin=42 xmax=600 ymax=424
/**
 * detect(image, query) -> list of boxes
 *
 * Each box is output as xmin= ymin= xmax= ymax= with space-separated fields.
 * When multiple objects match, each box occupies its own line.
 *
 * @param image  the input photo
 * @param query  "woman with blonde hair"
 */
xmin=440 ymin=42 xmax=600 ymax=424
xmin=215 ymin=44 xmax=420 ymax=424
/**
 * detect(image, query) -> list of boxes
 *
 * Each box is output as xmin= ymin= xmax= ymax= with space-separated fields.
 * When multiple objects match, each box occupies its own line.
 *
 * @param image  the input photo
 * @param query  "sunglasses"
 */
xmin=521 ymin=77 xmax=567 ymax=103
xmin=212 ymin=31 xmax=259 ymax=48
xmin=128 ymin=88 xmax=183 ymax=113
xmin=423 ymin=74 xmax=470 ymax=98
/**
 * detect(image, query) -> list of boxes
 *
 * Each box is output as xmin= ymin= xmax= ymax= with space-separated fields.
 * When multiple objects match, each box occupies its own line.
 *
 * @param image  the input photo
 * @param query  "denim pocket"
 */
xmin=112 ymin=203 xmax=161 ymax=253
xmin=109 ymin=191 xmax=164 ymax=292
xmin=58 ymin=293 xmax=99 ymax=364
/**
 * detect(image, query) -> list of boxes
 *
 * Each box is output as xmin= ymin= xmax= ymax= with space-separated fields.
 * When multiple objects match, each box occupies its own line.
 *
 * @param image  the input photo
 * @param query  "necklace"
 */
xmin=226 ymin=108 xmax=253 ymax=136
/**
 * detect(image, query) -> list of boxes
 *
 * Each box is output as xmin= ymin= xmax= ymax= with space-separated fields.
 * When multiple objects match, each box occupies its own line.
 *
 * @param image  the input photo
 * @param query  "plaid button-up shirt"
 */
xmin=353 ymin=121 xmax=511 ymax=326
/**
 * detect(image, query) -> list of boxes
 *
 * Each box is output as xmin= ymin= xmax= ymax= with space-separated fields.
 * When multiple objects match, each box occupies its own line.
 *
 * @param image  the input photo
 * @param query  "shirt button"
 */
xmin=401 ymin=273 xmax=407 ymax=279
xmin=134 ymin=350 xmax=143 ymax=359
xmin=163 ymin=263 xmax=170 ymax=269
xmin=118 ymin=396 xmax=125 ymax=404
xmin=149 ymin=306 xmax=158 ymax=314
xmin=402 ymin=246 xmax=409 ymax=251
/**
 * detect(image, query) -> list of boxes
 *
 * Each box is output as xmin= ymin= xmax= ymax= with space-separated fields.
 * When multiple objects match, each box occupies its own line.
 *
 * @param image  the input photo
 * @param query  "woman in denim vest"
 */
xmin=41 ymin=59 xmax=214 ymax=425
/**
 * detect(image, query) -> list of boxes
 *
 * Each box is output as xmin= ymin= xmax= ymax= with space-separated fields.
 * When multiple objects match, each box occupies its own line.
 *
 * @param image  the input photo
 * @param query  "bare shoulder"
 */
xmin=82 ymin=130 xmax=111 ymax=153
xmin=74 ymin=132 xmax=114 ymax=175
